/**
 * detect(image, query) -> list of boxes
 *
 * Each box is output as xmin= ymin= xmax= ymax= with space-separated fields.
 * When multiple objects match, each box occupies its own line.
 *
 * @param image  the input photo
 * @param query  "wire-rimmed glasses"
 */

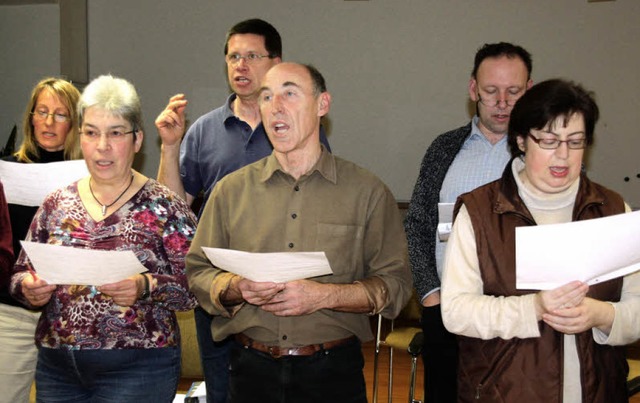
xmin=31 ymin=110 xmax=70 ymax=124
xmin=225 ymin=53 xmax=273 ymax=65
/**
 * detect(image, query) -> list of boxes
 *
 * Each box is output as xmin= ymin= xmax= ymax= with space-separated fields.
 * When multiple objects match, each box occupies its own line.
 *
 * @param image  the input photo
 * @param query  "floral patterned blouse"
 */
xmin=10 ymin=179 xmax=198 ymax=350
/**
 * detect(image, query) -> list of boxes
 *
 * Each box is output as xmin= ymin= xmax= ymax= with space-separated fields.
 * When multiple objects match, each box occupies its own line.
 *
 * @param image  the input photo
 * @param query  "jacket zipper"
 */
xmin=473 ymin=339 xmax=521 ymax=399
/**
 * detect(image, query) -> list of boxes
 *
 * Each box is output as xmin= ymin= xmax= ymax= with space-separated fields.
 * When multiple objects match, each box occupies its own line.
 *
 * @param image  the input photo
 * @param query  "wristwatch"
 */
xmin=139 ymin=274 xmax=150 ymax=299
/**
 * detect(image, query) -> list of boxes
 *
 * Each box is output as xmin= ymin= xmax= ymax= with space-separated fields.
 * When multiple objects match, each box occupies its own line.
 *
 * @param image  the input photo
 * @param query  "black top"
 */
xmin=1 ymin=147 xmax=66 ymax=306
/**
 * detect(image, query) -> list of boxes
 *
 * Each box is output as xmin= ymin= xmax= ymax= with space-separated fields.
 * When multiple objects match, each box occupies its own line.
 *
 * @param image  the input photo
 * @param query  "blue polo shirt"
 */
xmin=180 ymin=93 xmax=331 ymax=217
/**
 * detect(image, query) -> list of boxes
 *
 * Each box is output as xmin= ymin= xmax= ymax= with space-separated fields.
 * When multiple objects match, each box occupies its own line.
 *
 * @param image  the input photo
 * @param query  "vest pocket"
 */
xmin=474 ymin=339 xmax=521 ymax=400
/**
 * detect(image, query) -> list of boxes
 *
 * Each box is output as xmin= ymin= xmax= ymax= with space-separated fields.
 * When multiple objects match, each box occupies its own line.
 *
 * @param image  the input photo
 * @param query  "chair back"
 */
xmin=396 ymin=289 xmax=422 ymax=323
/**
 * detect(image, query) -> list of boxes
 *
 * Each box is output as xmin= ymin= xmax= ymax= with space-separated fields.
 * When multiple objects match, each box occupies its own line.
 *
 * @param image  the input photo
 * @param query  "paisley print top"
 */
xmin=11 ymin=179 xmax=198 ymax=350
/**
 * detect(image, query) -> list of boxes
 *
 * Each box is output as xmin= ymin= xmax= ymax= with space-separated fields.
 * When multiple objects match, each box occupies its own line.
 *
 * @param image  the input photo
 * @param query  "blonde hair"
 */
xmin=14 ymin=77 xmax=82 ymax=163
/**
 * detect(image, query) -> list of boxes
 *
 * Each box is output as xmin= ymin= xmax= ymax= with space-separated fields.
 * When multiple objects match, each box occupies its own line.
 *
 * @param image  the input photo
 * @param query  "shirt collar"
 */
xmin=222 ymin=93 xmax=237 ymax=122
xmin=260 ymin=144 xmax=337 ymax=184
xmin=470 ymin=115 xmax=483 ymax=139
xmin=223 ymin=93 xmax=267 ymax=134
xmin=469 ymin=115 xmax=507 ymax=146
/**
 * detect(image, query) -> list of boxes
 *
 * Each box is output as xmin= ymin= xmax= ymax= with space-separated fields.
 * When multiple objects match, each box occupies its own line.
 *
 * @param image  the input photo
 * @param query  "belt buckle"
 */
xmin=268 ymin=346 xmax=283 ymax=359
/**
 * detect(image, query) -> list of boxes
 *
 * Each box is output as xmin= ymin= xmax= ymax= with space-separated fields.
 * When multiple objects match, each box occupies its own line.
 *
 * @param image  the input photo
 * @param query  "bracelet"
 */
xmin=139 ymin=273 xmax=150 ymax=299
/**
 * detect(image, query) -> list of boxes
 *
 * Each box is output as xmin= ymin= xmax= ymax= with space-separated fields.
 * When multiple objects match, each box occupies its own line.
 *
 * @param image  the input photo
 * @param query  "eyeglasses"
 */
xmin=225 ymin=52 xmax=272 ymax=65
xmin=80 ymin=128 xmax=136 ymax=143
xmin=31 ymin=110 xmax=70 ymax=124
xmin=527 ymin=133 xmax=587 ymax=150
xmin=476 ymin=93 xmax=521 ymax=107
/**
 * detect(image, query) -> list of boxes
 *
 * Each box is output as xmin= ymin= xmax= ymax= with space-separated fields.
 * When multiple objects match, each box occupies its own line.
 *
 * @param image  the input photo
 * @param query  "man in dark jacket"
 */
xmin=404 ymin=42 xmax=533 ymax=402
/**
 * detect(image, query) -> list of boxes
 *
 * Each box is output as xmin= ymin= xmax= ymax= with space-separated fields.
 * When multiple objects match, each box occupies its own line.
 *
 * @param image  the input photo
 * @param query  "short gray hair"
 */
xmin=78 ymin=75 xmax=143 ymax=132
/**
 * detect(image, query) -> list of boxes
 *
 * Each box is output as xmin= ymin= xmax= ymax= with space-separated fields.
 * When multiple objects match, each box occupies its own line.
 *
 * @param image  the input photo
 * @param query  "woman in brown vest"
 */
xmin=441 ymin=79 xmax=638 ymax=402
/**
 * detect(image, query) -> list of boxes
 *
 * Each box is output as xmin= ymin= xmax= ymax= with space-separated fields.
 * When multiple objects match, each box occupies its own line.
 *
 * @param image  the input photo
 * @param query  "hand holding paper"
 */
xmin=535 ymin=280 xmax=589 ymax=318
xmin=539 ymin=287 xmax=614 ymax=335
xmin=21 ymin=270 xmax=57 ymax=307
xmin=98 ymin=275 xmax=145 ymax=307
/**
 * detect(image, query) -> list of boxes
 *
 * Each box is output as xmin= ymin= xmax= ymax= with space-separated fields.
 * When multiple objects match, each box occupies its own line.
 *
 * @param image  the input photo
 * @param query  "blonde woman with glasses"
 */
xmin=0 ymin=77 xmax=81 ymax=403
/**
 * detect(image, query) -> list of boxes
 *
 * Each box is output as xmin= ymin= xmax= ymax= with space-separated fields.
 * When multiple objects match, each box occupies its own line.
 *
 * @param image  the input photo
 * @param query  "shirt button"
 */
xmin=282 ymin=335 xmax=288 ymax=341
xmin=291 ymin=213 xmax=297 ymax=219
xmin=294 ymin=185 xmax=300 ymax=191
xmin=288 ymin=243 xmax=294 ymax=248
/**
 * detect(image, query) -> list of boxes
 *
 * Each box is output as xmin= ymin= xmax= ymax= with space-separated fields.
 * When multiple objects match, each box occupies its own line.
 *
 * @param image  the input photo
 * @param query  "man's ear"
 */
xmin=526 ymin=79 xmax=534 ymax=90
xmin=468 ymin=77 xmax=479 ymax=102
xmin=318 ymin=92 xmax=331 ymax=117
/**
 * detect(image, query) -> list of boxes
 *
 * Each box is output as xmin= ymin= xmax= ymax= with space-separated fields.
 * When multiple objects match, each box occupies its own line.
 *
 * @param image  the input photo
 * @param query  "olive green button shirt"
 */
xmin=186 ymin=148 xmax=412 ymax=347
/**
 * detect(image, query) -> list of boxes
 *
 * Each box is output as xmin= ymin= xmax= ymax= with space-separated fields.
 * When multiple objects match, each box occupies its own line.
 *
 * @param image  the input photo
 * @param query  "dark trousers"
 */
xmin=422 ymin=304 xmax=458 ymax=403
xmin=194 ymin=306 xmax=231 ymax=403
xmin=227 ymin=337 xmax=367 ymax=403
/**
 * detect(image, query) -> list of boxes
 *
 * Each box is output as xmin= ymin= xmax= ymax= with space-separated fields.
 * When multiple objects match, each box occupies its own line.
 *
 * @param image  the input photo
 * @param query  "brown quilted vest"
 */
xmin=453 ymin=165 xmax=628 ymax=403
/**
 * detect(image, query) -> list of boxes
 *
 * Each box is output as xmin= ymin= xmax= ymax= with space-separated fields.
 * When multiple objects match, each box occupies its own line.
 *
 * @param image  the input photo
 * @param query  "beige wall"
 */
xmin=1 ymin=0 xmax=638 ymax=207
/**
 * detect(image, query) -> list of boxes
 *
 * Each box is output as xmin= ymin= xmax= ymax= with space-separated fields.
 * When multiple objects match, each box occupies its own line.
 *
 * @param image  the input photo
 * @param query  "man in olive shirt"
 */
xmin=186 ymin=62 xmax=412 ymax=402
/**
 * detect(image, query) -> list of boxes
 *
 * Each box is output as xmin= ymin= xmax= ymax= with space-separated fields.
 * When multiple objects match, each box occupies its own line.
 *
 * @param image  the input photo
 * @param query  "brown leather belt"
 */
xmin=235 ymin=333 xmax=356 ymax=359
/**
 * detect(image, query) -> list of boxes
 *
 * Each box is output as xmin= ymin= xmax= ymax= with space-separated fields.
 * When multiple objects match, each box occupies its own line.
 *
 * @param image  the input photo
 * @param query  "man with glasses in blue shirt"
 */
xmin=404 ymin=42 xmax=533 ymax=403
xmin=155 ymin=19 xmax=330 ymax=403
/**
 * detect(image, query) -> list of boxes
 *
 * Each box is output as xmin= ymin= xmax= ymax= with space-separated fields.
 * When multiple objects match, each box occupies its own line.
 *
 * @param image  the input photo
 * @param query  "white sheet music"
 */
xmin=516 ymin=210 xmax=640 ymax=290
xmin=201 ymin=247 xmax=333 ymax=283
xmin=20 ymin=241 xmax=147 ymax=285
xmin=0 ymin=159 xmax=88 ymax=206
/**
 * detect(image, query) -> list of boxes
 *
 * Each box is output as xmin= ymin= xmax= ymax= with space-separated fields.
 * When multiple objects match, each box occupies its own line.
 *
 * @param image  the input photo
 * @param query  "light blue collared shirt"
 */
xmin=433 ymin=116 xmax=512 ymax=283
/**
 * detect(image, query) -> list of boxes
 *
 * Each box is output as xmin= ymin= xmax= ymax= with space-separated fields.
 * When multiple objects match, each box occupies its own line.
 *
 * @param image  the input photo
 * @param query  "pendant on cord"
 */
xmin=89 ymin=173 xmax=135 ymax=216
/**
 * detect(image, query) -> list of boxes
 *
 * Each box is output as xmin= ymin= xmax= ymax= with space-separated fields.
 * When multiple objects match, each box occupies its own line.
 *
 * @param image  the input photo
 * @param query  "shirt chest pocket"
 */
xmin=315 ymin=223 xmax=364 ymax=280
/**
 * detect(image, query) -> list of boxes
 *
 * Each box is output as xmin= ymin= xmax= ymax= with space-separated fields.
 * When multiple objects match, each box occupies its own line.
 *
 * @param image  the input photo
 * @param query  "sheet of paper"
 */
xmin=20 ymin=241 xmax=147 ymax=285
xmin=516 ymin=210 xmax=640 ymax=290
xmin=192 ymin=382 xmax=207 ymax=397
xmin=0 ymin=159 xmax=89 ymax=206
xmin=437 ymin=202 xmax=455 ymax=241
xmin=172 ymin=394 xmax=186 ymax=403
xmin=201 ymin=247 xmax=333 ymax=283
